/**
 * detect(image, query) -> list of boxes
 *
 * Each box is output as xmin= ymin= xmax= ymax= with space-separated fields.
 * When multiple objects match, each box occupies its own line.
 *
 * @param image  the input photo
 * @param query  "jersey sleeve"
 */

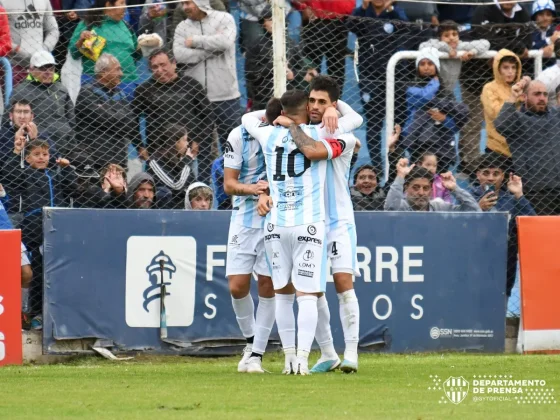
xmin=241 ymin=111 xmax=274 ymax=146
xmin=223 ymin=127 xmax=244 ymax=170
xmin=336 ymin=133 xmax=358 ymax=158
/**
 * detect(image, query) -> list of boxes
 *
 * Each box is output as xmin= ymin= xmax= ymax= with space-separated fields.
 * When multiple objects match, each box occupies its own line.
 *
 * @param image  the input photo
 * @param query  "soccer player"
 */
xmin=223 ymin=98 xmax=283 ymax=373
xmin=242 ymin=90 xmax=362 ymax=375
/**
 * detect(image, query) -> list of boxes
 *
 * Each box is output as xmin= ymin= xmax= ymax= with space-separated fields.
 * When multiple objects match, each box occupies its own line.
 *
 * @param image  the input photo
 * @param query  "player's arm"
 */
xmin=288 ymin=123 xmax=342 ymax=161
xmin=241 ymin=111 xmax=272 ymax=142
xmin=224 ymin=168 xmax=268 ymax=196
xmin=336 ymin=100 xmax=364 ymax=133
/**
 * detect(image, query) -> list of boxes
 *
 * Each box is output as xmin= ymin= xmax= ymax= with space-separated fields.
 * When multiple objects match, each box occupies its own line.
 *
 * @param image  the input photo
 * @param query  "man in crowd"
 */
xmin=173 ymin=0 xmax=240 ymax=175
xmin=537 ymin=39 xmax=560 ymax=105
xmin=495 ymin=77 xmax=560 ymax=215
xmin=351 ymin=165 xmax=386 ymax=211
xmin=127 ymin=172 xmax=157 ymax=209
xmin=133 ymin=49 xmax=212 ymax=176
xmin=75 ymin=53 xmax=139 ymax=171
xmin=385 ymin=158 xmax=481 ymax=211
xmin=10 ymin=51 xmax=74 ymax=155
xmin=2 ymin=0 xmax=59 ymax=85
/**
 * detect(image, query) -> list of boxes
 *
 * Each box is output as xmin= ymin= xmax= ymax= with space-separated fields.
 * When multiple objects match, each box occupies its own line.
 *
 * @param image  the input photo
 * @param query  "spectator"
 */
xmin=10 ymin=51 xmax=74 ymax=154
xmin=292 ymin=0 xmax=354 ymax=90
xmin=401 ymin=48 xmax=469 ymax=171
xmin=495 ymin=77 xmax=560 ymax=215
xmin=169 ymin=0 xmax=226 ymax=42
xmin=350 ymin=165 xmax=386 ymax=211
xmin=468 ymin=153 xmax=536 ymax=298
xmin=54 ymin=2 xmax=92 ymax=67
xmin=384 ymin=158 xmax=480 ymax=211
xmin=399 ymin=1 xmax=438 ymax=25
xmin=72 ymin=161 xmax=128 ymax=208
xmin=0 ymin=4 xmax=11 ymax=119
xmin=127 ymin=172 xmax=157 ymax=209
xmin=173 ymin=0 xmax=241 ymax=175
xmin=418 ymin=152 xmax=453 ymax=203
xmin=69 ymin=0 xmax=140 ymax=97
xmin=481 ymin=49 xmax=522 ymax=161
xmin=537 ymin=39 xmax=560 ymax=105
xmin=237 ymin=0 xmax=270 ymax=52
xmin=211 ymin=155 xmax=232 ymax=210
xmin=437 ymin=2 xmax=475 ymax=25
xmin=75 ymin=53 xmax=139 ymax=170
xmin=531 ymin=0 xmax=560 ymax=61
xmin=419 ymin=20 xmax=490 ymax=94
xmin=245 ymin=7 xmax=316 ymax=111
xmin=132 ymin=49 xmax=212 ymax=171
xmin=146 ymin=123 xmax=196 ymax=209
xmin=2 ymin=0 xmax=59 ymax=86
xmin=346 ymin=0 xmax=409 ymax=168
xmin=139 ymin=0 xmax=168 ymax=42
xmin=185 ymin=181 xmax=213 ymax=209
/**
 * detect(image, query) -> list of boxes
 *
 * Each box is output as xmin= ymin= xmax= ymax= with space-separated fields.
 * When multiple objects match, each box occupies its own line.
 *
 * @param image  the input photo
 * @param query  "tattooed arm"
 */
xmin=224 ymin=168 xmax=268 ymax=196
xmin=288 ymin=122 xmax=342 ymax=161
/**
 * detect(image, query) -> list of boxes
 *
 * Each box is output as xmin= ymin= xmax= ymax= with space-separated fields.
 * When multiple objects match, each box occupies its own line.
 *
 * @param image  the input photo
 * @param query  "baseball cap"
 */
xmin=30 ymin=51 xmax=56 ymax=68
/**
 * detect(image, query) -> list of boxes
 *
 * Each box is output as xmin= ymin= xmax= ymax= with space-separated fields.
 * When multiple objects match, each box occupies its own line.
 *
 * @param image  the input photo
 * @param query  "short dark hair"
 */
xmin=405 ymin=166 xmax=433 ymax=185
xmin=438 ymin=20 xmax=459 ymax=38
xmin=498 ymin=55 xmax=518 ymax=68
xmin=25 ymin=139 xmax=49 ymax=156
xmin=309 ymin=75 xmax=340 ymax=102
xmin=280 ymin=89 xmax=308 ymax=115
xmin=475 ymin=152 xmax=508 ymax=172
xmin=148 ymin=48 xmax=175 ymax=67
xmin=265 ymin=97 xmax=282 ymax=125
xmin=353 ymin=164 xmax=379 ymax=185
xmin=11 ymin=98 xmax=33 ymax=112
xmin=418 ymin=152 xmax=437 ymax=164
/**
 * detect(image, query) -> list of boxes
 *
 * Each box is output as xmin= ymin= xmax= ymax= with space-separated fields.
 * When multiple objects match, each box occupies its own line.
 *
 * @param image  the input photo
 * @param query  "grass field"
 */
xmin=1 ymin=352 xmax=559 ymax=419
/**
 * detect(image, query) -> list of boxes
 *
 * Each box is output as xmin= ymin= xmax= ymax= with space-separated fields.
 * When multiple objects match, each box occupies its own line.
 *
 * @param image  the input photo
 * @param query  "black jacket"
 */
xmin=351 ymin=187 xmax=386 ymax=211
xmin=146 ymin=156 xmax=195 ymax=209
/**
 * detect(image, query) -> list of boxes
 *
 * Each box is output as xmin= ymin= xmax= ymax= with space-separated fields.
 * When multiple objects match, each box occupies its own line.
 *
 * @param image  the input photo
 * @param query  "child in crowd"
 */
xmin=418 ymin=152 xmax=453 ymax=203
xmin=185 ymin=182 xmax=213 ymax=210
xmin=531 ymin=0 xmax=560 ymax=59
xmin=419 ymin=20 xmax=490 ymax=94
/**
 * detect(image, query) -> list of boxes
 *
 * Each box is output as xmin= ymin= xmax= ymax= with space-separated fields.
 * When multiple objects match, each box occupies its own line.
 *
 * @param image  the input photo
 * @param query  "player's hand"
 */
xmin=321 ymin=106 xmax=339 ymax=134
xmin=478 ymin=191 xmax=498 ymax=210
xmin=273 ymin=116 xmax=295 ymax=128
xmin=257 ymin=194 xmax=273 ymax=216
xmin=251 ymin=181 xmax=268 ymax=196
xmin=396 ymin=158 xmax=414 ymax=179
xmin=507 ymin=172 xmax=523 ymax=199
xmin=388 ymin=124 xmax=401 ymax=152
xmin=56 ymin=158 xmax=70 ymax=168
xmin=440 ymin=171 xmax=456 ymax=191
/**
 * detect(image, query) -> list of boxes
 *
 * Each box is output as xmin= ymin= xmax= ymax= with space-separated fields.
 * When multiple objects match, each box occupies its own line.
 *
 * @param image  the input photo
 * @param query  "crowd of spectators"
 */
xmin=0 ymin=0 xmax=559 ymax=328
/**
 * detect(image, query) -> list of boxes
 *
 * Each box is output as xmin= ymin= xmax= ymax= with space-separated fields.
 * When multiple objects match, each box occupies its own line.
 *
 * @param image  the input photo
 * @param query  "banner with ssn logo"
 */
xmin=42 ymin=209 xmax=508 ymax=355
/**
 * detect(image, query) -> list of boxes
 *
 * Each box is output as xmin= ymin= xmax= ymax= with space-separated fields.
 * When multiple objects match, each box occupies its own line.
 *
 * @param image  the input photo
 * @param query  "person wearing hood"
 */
xmin=350 ymin=165 xmax=386 ymax=211
xmin=146 ymin=123 xmax=196 ymax=209
xmin=173 ymin=0 xmax=241 ymax=162
xmin=481 ymin=49 xmax=523 ymax=159
xmin=401 ymin=48 xmax=469 ymax=172
xmin=495 ymin=77 xmax=560 ymax=215
xmin=128 ymin=172 xmax=157 ymax=209
xmin=10 ymin=51 xmax=75 ymax=155
xmin=185 ymin=181 xmax=213 ymax=210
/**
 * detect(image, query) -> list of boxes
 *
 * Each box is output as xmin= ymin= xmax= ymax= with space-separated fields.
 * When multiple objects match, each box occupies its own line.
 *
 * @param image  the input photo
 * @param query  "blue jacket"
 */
xmin=0 ymin=201 xmax=13 ymax=230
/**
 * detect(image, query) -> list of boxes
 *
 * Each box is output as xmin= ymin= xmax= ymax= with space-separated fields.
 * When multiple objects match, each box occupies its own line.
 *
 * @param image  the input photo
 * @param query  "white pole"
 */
xmin=272 ymin=0 xmax=287 ymax=98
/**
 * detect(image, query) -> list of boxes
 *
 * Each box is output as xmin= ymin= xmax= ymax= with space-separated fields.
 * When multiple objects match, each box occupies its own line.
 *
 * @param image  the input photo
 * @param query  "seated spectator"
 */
xmin=211 ymin=156 xmax=232 ymax=210
xmin=185 ymin=182 xmax=213 ymax=210
xmin=531 ymin=0 xmax=560 ymax=60
xmin=417 ymin=152 xmax=453 ymax=203
xmin=419 ymin=20 xmax=490 ymax=94
xmin=127 ymin=172 xmax=157 ymax=209
xmin=74 ymin=53 xmax=140 ymax=170
xmin=537 ymin=39 xmax=560 ymax=105
xmin=350 ymin=165 xmax=386 ymax=211
xmin=133 ymin=49 xmax=211 ymax=166
xmin=139 ymin=0 xmax=168 ymax=42
xmin=69 ymin=0 xmax=140 ymax=97
xmin=2 ymin=0 xmax=59 ymax=86
xmin=384 ymin=158 xmax=480 ymax=211
xmin=401 ymin=48 xmax=469 ymax=171
xmin=481 ymin=49 xmax=522 ymax=161
xmin=146 ymin=124 xmax=196 ymax=209
xmin=495 ymin=77 xmax=560 ymax=215
xmin=10 ymin=51 xmax=74 ymax=155
xmin=468 ymin=153 xmax=536 ymax=298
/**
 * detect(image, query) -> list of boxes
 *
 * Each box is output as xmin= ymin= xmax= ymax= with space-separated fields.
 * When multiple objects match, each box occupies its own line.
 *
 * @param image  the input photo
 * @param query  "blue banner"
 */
xmin=43 ymin=209 xmax=508 ymax=354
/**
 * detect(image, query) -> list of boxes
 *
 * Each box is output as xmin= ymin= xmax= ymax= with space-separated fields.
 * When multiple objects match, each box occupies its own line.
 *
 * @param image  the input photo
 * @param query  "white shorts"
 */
xmin=226 ymin=223 xmax=270 ymax=277
xmin=327 ymin=223 xmax=360 ymax=276
xmin=21 ymin=242 xmax=30 ymax=266
xmin=264 ymin=221 xmax=327 ymax=293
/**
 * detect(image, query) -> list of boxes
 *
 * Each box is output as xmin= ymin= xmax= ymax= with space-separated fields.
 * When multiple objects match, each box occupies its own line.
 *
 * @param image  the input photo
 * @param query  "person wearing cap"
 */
xmin=75 ymin=53 xmax=140 ymax=171
xmin=400 ymin=48 xmax=469 ymax=172
xmin=531 ymin=0 xmax=560 ymax=69
xmin=10 ymin=51 xmax=75 ymax=156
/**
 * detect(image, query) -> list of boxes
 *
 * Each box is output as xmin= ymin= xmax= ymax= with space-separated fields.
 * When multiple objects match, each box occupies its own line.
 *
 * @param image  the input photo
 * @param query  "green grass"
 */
xmin=1 ymin=353 xmax=559 ymax=419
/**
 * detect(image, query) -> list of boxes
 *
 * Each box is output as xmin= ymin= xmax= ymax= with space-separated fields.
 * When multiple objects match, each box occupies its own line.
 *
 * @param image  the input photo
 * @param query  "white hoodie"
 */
xmin=1 ymin=0 xmax=59 ymax=67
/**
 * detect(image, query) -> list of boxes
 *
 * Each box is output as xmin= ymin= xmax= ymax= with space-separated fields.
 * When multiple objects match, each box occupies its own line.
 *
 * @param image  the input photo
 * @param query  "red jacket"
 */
xmin=292 ymin=0 xmax=355 ymax=19
xmin=0 ymin=7 xmax=11 ymax=57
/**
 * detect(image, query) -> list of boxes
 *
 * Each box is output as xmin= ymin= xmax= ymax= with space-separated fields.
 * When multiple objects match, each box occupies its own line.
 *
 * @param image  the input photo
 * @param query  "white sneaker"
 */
xmin=282 ymin=350 xmax=297 ymax=375
xmin=246 ymin=356 xmax=265 ymax=373
xmin=295 ymin=357 xmax=311 ymax=376
xmin=237 ymin=345 xmax=253 ymax=373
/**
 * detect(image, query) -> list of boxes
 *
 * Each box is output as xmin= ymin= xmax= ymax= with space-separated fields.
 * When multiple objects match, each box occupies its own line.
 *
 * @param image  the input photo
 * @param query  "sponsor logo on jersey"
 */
xmin=277 ymin=201 xmax=303 ymax=211
xmin=279 ymin=188 xmax=303 ymax=198
xmin=264 ymin=233 xmax=281 ymax=241
xmin=297 ymin=269 xmax=314 ymax=278
xmin=303 ymin=250 xmax=314 ymax=261
xmin=223 ymin=141 xmax=234 ymax=159
xmin=267 ymin=223 xmax=274 ymax=232
xmin=299 ymin=262 xmax=315 ymax=269
xmin=297 ymin=236 xmax=322 ymax=245
xmin=307 ymin=225 xmax=317 ymax=235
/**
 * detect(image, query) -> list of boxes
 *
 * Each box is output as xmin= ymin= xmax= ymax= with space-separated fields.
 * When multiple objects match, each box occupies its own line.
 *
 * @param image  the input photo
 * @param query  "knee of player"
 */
xmin=228 ymin=274 xmax=251 ymax=298
xmin=257 ymin=275 xmax=274 ymax=297
xmin=21 ymin=265 xmax=33 ymax=288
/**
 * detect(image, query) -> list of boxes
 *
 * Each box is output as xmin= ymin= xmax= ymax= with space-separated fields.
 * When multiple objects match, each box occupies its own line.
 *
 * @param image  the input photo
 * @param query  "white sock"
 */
xmin=252 ymin=296 xmax=276 ymax=355
xmin=231 ymin=294 xmax=255 ymax=338
xmin=21 ymin=288 xmax=29 ymax=313
xmin=338 ymin=290 xmax=360 ymax=363
xmin=275 ymin=294 xmax=296 ymax=350
xmin=315 ymin=295 xmax=338 ymax=360
xmin=296 ymin=295 xmax=318 ymax=354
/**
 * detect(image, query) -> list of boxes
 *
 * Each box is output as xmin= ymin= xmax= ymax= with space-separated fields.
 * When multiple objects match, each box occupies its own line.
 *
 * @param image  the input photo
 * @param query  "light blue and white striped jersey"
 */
xmin=324 ymin=133 xmax=358 ymax=230
xmin=242 ymin=120 xmax=336 ymax=227
xmin=223 ymin=125 xmax=266 ymax=229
